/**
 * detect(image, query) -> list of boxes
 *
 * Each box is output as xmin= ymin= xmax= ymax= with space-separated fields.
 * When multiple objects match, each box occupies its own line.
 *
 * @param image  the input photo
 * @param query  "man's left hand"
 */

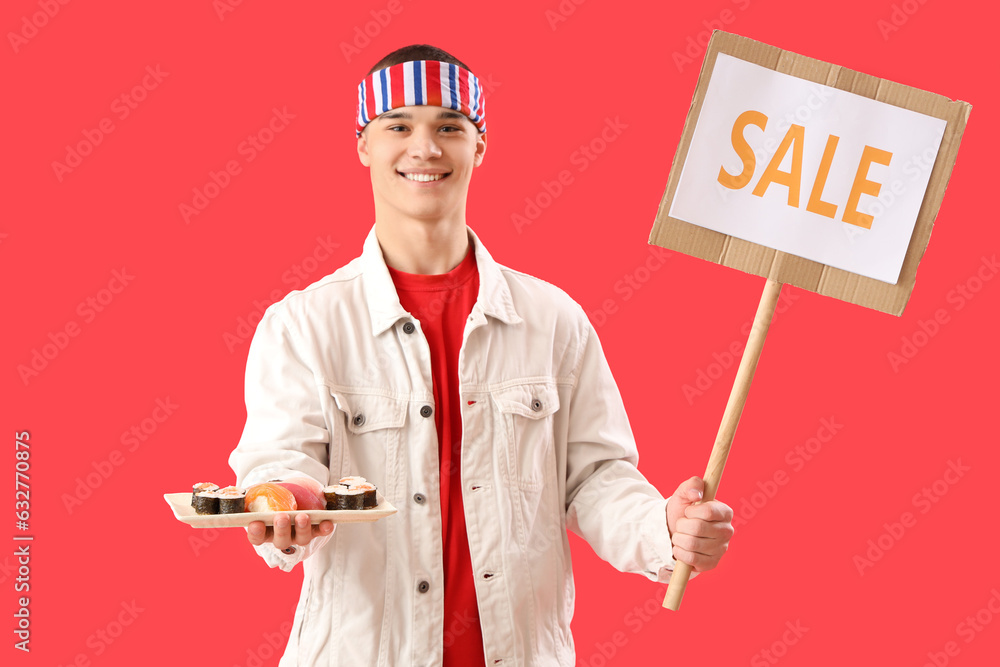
xmin=666 ymin=476 xmax=734 ymax=572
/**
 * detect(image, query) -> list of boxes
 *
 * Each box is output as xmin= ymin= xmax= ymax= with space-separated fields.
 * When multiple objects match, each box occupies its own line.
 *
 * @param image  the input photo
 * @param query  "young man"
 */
xmin=229 ymin=44 xmax=734 ymax=666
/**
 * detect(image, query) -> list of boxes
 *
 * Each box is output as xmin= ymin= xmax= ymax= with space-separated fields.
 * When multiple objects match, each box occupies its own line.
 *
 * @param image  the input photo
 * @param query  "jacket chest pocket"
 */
xmin=328 ymin=389 xmax=407 ymax=483
xmin=491 ymin=381 xmax=560 ymax=490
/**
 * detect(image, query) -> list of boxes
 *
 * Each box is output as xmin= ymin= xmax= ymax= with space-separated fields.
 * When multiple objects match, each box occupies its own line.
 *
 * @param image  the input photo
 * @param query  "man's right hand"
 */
xmin=247 ymin=513 xmax=334 ymax=552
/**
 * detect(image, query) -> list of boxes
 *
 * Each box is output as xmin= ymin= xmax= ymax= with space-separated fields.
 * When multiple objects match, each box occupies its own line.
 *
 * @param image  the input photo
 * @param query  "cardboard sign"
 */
xmin=650 ymin=31 xmax=971 ymax=315
xmin=669 ymin=53 xmax=947 ymax=285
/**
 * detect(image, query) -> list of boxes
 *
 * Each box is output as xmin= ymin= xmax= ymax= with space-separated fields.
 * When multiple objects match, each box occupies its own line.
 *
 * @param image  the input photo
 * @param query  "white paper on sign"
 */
xmin=668 ymin=54 xmax=947 ymax=284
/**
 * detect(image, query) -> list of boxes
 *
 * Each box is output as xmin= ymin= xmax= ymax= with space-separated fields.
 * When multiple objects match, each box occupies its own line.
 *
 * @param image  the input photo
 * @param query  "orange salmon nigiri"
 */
xmin=244 ymin=482 xmax=297 ymax=512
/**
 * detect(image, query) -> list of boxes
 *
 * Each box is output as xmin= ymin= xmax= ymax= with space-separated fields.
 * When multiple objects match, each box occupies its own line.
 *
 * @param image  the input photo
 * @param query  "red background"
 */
xmin=4 ymin=1 xmax=999 ymax=665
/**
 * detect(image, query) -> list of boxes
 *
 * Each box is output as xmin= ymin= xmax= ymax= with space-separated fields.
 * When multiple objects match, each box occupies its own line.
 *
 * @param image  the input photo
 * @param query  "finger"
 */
xmin=674 ymin=476 xmax=705 ymax=503
xmin=671 ymin=544 xmax=719 ymax=572
xmin=247 ymin=520 xmax=268 ymax=546
xmin=670 ymin=530 xmax=730 ymax=558
xmin=684 ymin=500 xmax=733 ymax=522
xmin=294 ymin=513 xmax=313 ymax=546
xmin=674 ymin=516 xmax=734 ymax=540
xmin=317 ymin=520 xmax=334 ymax=537
xmin=272 ymin=513 xmax=292 ymax=550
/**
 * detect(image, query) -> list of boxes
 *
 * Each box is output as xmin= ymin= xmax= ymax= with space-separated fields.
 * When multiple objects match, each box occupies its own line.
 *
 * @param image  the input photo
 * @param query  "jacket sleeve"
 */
xmin=228 ymin=303 xmax=335 ymax=572
xmin=563 ymin=317 xmax=698 ymax=584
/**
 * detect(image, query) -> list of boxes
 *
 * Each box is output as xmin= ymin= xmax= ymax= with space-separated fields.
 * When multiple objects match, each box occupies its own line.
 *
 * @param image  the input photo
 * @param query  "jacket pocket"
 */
xmin=327 ymin=388 xmax=407 ymax=480
xmin=491 ymin=380 xmax=560 ymax=489
xmin=330 ymin=389 xmax=407 ymax=433
xmin=291 ymin=569 xmax=318 ymax=663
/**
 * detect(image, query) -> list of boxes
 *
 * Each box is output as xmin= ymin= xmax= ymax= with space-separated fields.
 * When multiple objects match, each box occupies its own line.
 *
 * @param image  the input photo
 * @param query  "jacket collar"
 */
xmin=360 ymin=223 xmax=524 ymax=336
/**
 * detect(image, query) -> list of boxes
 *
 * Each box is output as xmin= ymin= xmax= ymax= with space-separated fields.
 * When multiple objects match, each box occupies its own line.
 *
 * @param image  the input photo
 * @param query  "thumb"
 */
xmin=674 ymin=476 xmax=705 ymax=505
xmin=666 ymin=476 xmax=704 ymax=539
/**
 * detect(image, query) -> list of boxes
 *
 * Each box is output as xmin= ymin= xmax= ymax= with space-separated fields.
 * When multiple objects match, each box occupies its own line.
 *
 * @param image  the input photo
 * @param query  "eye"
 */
xmin=387 ymin=125 xmax=409 ymax=132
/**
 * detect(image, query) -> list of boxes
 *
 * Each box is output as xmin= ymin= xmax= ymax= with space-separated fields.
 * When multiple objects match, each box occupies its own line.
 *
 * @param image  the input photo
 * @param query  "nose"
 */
xmin=407 ymin=126 xmax=442 ymax=160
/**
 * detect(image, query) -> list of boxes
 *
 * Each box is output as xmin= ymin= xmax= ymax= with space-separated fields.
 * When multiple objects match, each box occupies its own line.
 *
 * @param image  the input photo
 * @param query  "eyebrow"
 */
xmin=377 ymin=110 xmax=467 ymax=122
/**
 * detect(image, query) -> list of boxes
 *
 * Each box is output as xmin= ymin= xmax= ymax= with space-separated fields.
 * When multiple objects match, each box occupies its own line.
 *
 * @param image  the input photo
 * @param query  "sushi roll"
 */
xmin=217 ymin=486 xmax=246 ymax=514
xmin=323 ymin=484 xmax=348 ymax=510
xmin=333 ymin=487 xmax=365 ymax=510
xmin=193 ymin=491 xmax=220 ymax=515
xmin=191 ymin=482 xmax=219 ymax=505
xmin=339 ymin=476 xmax=367 ymax=487
xmin=353 ymin=482 xmax=378 ymax=509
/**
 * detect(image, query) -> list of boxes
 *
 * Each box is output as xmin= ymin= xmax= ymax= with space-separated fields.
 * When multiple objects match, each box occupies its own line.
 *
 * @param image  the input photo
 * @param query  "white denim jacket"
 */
xmin=228 ymin=223 xmax=690 ymax=667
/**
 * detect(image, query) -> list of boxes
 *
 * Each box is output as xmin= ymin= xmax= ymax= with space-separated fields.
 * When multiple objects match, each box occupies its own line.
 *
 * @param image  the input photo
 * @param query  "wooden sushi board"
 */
xmin=164 ymin=493 xmax=397 ymax=528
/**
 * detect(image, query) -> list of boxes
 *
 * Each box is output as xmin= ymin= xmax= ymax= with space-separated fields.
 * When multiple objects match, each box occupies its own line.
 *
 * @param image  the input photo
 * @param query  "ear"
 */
xmin=473 ymin=131 xmax=487 ymax=168
xmin=357 ymin=130 xmax=371 ymax=168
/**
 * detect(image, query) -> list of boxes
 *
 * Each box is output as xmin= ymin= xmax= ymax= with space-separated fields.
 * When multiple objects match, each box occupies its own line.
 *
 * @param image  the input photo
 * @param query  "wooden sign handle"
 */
xmin=663 ymin=278 xmax=784 ymax=611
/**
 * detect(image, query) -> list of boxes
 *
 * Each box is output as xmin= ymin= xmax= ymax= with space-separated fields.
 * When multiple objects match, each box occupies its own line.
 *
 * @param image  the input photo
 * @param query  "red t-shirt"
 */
xmin=387 ymin=243 xmax=485 ymax=666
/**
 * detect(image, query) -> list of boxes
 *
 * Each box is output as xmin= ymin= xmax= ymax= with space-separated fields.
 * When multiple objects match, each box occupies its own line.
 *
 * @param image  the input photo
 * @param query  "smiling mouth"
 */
xmin=398 ymin=171 xmax=451 ymax=182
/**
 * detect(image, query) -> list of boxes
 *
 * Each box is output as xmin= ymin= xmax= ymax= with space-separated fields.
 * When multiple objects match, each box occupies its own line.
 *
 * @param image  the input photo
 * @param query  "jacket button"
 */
xmin=403 ymin=321 xmax=415 ymax=334
xmin=413 ymin=493 xmax=426 ymax=505
xmin=420 ymin=405 xmax=433 ymax=418
xmin=531 ymin=399 xmax=542 ymax=412
xmin=417 ymin=580 xmax=430 ymax=593
xmin=352 ymin=413 xmax=366 ymax=427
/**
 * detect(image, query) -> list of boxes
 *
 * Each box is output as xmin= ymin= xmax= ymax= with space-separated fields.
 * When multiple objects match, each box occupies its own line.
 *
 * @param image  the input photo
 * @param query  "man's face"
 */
xmin=357 ymin=105 xmax=487 ymax=223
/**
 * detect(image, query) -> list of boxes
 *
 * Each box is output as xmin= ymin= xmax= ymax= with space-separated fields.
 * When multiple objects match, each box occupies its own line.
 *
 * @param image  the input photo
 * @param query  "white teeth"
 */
xmin=403 ymin=172 xmax=447 ymax=182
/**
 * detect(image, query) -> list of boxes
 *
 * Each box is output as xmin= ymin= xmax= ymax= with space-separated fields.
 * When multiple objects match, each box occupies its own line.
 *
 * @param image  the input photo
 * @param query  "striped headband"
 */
xmin=356 ymin=60 xmax=487 ymax=137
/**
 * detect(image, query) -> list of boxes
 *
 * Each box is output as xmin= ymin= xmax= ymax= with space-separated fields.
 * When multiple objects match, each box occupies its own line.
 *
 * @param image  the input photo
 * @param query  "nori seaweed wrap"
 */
xmin=323 ymin=484 xmax=348 ymax=510
xmin=193 ymin=491 xmax=220 ymax=515
xmin=333 ymin=487 xmax=365 ymax=510
xmin=217 ymin=486 xmax=245 ymax=514
xmin=354 ymin=482 xmax=378 ymax=508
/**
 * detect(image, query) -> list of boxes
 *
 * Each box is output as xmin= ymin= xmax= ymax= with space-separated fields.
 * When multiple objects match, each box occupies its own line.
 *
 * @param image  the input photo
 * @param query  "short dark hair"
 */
xmin=366 ymin=44 xmax=473 ymax=76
